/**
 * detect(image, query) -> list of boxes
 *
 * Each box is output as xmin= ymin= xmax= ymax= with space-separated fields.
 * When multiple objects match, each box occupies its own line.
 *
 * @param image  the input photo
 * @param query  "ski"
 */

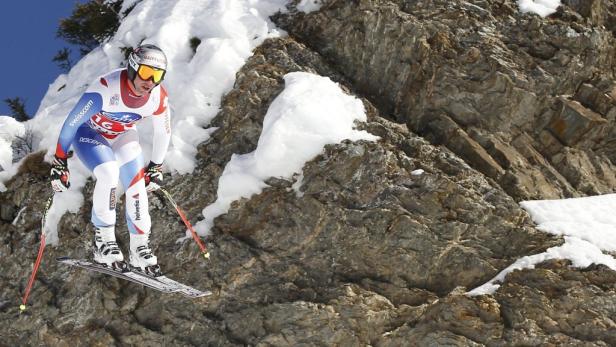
xmin=57 ymin=257 xmax=176 ymax=293
xmin=57 ymin=257 xmax=211 ymax=298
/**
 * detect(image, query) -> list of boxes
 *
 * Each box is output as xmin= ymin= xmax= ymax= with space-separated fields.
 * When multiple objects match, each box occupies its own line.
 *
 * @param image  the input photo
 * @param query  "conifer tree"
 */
xmin=52 ymin=48 xmax=73 ymax=72
xmin=57 ymin=0 xmax=124 ymax=55
xmin=3 ymin=97 xmax=29 ymax=122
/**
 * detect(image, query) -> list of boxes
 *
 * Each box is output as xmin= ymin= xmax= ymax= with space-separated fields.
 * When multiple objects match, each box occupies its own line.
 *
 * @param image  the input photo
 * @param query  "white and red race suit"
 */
xmin=54 ymin=68 xmax=171 ymax=235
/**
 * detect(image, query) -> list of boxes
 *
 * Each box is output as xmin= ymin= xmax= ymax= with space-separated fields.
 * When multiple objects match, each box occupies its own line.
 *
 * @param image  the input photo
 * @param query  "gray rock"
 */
xmin=548 ymin=97 xmax=607 ymax=147
xmin=276 ymin=0 xmax=616 ymax=200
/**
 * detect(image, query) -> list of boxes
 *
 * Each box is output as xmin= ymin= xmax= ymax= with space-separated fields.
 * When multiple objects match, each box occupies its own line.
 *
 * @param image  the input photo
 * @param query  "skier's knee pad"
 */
xmin=93 ymin=161 xmax=120 ymax=185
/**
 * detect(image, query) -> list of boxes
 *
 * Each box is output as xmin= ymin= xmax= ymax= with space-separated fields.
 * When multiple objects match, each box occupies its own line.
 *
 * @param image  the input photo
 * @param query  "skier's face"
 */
xmin=132 ymin=75 xmax=157 ymax=96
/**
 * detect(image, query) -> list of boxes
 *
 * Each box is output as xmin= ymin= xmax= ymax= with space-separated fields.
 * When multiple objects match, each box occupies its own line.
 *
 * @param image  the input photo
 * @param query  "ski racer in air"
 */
xmin=50 ymin=44 xmax=170 ymax=276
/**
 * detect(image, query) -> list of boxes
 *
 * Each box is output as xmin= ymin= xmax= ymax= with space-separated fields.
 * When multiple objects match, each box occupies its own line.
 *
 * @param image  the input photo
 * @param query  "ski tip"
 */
xmin=193 ymin=290 xmax=213 ymax=298
xmin=56 ymin=256 xmax=70 ymax=261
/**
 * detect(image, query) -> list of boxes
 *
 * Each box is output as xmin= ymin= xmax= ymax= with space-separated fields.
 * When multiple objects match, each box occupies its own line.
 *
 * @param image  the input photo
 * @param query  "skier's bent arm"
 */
xmin=51 ymin=92 xmax=102 ymax=192
xmin=55 ymin=92 xmax=103 ymax=158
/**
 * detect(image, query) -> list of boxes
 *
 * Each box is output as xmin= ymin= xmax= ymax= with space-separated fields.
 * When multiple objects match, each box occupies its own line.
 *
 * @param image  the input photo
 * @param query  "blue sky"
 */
xmin=0 ymin=1 xmax=84 ymax=117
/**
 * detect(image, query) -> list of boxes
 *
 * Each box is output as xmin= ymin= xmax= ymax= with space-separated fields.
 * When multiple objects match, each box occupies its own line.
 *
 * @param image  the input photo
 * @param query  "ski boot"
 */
xmin=129 ymin=234 xmax=162 ymax=277
xmin=93 ymin=227 xmax=127 ymax=271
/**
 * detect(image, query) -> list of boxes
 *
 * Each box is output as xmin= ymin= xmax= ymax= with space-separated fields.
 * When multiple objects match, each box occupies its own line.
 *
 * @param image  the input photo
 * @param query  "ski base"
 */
xmin=57 ymin=257 xmax=211 ymax=298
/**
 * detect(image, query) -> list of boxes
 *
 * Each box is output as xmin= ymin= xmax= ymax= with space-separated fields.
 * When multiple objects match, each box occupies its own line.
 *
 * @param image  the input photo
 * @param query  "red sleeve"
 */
xmin=153 ymin=86 xmax=168 ymax=116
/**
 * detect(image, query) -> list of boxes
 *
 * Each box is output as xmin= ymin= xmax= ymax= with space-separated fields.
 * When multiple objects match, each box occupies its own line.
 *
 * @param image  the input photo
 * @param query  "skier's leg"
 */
xmin=113 ymin=130 xmax=159 ymax=273
xmin=73 ymin=126 xmax=124 ymax=266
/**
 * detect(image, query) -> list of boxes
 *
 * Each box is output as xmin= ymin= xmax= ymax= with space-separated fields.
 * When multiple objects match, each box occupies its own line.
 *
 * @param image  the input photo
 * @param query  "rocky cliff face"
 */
xmin=277 ymin=0 xmax=616 ymax=201
xmin=1 ymin=1 xmax=615 ymax=345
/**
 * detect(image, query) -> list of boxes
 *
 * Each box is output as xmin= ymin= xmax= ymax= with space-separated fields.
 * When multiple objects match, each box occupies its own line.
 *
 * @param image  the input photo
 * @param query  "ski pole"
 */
xmin=158 ymin=188 xmax=210 ymax=260
xmin=20 ymin=193 xmax=54 ymax=313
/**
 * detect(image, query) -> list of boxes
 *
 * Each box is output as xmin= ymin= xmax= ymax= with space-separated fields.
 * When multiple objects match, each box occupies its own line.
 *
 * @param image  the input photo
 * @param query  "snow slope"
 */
xmin=5 ymin=0 xmax=291 ymax=244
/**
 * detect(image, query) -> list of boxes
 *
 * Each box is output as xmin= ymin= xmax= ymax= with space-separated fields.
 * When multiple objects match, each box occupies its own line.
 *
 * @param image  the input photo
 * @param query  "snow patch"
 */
xmin=517 ymin=0 xmax=561 ymax=17
xmin=297 ymin=0 xmax=323 ymax=13
xmin=194 ymin=72 xmax=378 ymax=235
xmin=469 ymin=194 xmax=616 ymax=296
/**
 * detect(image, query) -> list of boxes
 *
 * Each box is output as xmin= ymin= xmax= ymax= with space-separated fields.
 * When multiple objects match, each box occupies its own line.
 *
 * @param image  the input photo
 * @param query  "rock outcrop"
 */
xmin=1 ymin=0 xmax=616 ymax=345
xmin=276 ymin=0 xmax=616 ymax=200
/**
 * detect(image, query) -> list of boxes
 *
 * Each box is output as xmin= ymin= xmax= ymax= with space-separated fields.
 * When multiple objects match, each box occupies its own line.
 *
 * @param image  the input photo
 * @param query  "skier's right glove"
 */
xmin=144 ymin=161 xmax=163 ymax=192
xmin=50 ymin=155 xmax=70 ymax=192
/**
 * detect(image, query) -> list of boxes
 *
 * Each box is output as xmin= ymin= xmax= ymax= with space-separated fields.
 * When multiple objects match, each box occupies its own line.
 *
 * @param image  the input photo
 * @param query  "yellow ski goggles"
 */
xmin=137 ymin=64 xmax=166 ymax=84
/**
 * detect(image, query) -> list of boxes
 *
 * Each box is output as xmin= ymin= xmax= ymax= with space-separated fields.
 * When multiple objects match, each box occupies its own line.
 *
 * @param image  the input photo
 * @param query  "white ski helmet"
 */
xmin=127 ymin=44 xmax=167 ymax=83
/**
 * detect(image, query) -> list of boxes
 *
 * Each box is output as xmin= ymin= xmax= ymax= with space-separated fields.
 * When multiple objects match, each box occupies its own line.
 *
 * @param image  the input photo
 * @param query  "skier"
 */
xmin=50 ymin=44 xmax=171 ymax=276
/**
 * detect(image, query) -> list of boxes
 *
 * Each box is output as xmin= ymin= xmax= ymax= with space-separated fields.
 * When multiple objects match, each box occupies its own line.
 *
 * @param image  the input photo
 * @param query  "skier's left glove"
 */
xmin=144 ymin=161 xmax=163 ymax=192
